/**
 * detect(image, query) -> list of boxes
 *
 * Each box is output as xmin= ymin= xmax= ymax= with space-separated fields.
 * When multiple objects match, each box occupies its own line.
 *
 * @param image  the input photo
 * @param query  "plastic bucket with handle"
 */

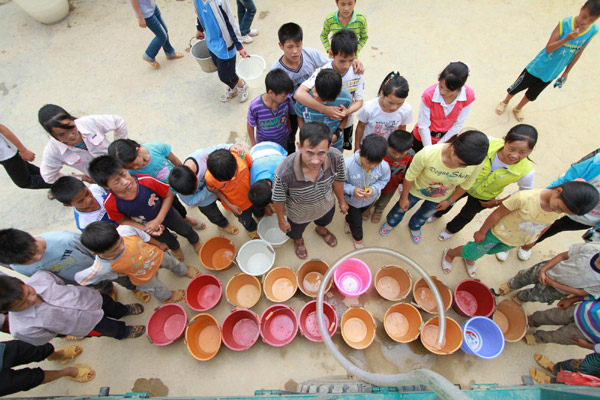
xmin=146 ymin=303 xmax=187 ymax=346
xmin=375 ymin=265 xmax=412 ymax=301
xmin=184 ymin=313 xmax=221 ymax=361
xmin=334 ymin=258 xmax=372 ymax=297
xmin=460 ymin=316 xmax=505 ymax=359
xmin=185 ymin=274 xmax=222 ymax=312
xmin=384 ymin=303 xmax=422 ymax=343
xmin=221 ymin=309 xmax=260 ymax=351
xmin=190 ymin=38 xmax=217 ymax=73
xmin=236 ymin=239 xmax=275 ymax=276
xmin=260 ymin=304 xmax=298 ymax=347
xmin=453 ymin=279 xmax=496 ymax=318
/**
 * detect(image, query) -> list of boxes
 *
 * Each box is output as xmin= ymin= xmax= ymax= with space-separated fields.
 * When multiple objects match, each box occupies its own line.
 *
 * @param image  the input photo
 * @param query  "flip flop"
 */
xmin=464 ymin=260 xmax=477 ymax=278
xmin=534 ymin=354 xmax=555 ymax=373
xmin=186 ymin=265 xmax=200 ymax=278
xmin=315 ymin=227 xmax=337 ymax=247
xmin=62 ymin=335 xmax=84 ymax=341
xmin=125 ymin=303 xmax=144 ymax=316
xmin=379 ymin=223 xmax=393 ymax=236
xmin=66 ymin=364 xmax=96 ymax=382
xmin=441 ymin=249 xmax=453 ymax=274
xmin=219 ymin=223 xmax=239 ymax=235
xmin=410 ymin=229 xmax=421 ymax=244
xmin=495 ymin=101 xmax=507 ymax=115
xmin=163 ymin=289 xmax=185 ymax=304
xmin=497 ymin=282 xmax=512 ymax=296
xmin=529 ymin=368 xmax=552 ymax=384
xmin=125 ymin=325 xmax=146 ymax=338
xmin=294 ymin=239 xmax=307 ymax=260
xmin=523 ymin=333 xmax=538 ymax=346
xmin=248 ymin=230 xmax=260 ymax=240
xmin=53 ymin=345 xmax=83 ymax=365
xmin=371 ymin=211 xmax=382 ymax=223
xmin=132 ymin=289 xmax=151 ymax=303
xmin=362 ymin=209 xmax=371 ymax=221
xmin=513 ymin=107 xmax=524 ymax=122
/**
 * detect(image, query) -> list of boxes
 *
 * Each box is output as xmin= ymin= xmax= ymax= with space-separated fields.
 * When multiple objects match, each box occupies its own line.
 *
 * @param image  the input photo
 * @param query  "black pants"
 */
xmin=535 ymin=215 xmax=590 ymax=244
xmin=237 ymin=206 xmax=259 ymax=232
xmin=287 ymin=114 xmax=299 ymax=154
xmin=0 ymin=340 xmax=53 ymax=396
xmin=343 ymin=125 xmax=354 ymax=150
xmin=172 ymin=196 xmax=188 ymax=218
xmin=0 ymin=153 xmax=51 ymax=190
xmin=287 ymin=206 xmax=335 ymax=240
xmin=345 ymin=204 xmax=370 ymax=241
xmin=198 ymin=201 xmax=229 ymax=228
xmin=155 ymin=207 xmax=200 ymax=250
xmin=91 ymin=294 xmax=128 ymax=339
xmin=433 ymin=193 xmax=486 ymax=234
xmin=209 ymin=50 xmax=239 ymax=89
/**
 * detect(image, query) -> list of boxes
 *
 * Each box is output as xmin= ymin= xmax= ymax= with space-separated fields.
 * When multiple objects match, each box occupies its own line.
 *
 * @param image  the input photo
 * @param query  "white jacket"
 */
xmin=194 ymin=0 xmax=243 ymax=51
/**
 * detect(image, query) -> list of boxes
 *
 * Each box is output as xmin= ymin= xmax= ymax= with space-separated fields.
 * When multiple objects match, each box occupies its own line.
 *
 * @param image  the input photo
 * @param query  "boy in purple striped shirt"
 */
xmin=247 ymin=69 xmax=294 ymax=148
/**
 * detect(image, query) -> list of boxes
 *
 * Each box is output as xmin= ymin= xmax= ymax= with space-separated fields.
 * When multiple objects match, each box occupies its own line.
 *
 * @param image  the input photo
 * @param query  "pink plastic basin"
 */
xmin=452 ymin=279 xmax=496 ymax=318
xmin=260 ymin=304 xmax=298 ymax=347
xmin=334 ymin=258 xmax=372 ymax=297
xmin=221 ymin=309 xmax=260 ymax=351
xmin=146 ymin=303 xmax=187 ymax=346
xmin=185 ymin=274 xmax=222 ymax=311
xmin=298 ymin=300 xmax=337 ymax=342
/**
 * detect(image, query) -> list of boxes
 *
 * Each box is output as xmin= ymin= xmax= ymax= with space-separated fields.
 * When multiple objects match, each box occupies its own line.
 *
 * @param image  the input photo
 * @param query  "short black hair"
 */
xmin=449 ymin=130 xmax=489 ymax=166
xmin=278 ymin=22 xmax=303 ymax=44
xmin=0 ymin=275 xmax=25 ymax=312
xmin=584 ymin=0 xmax=600 ymax=16
xmin=108 ymin=139 xmax=140 ymax=165
xmin=51 ymin=176 xmax=86 ymax=205
xmin=0 ymin=229 xmax=38 ymax=265
xmin=360 ymin=135 xmax=388 ymax=163
xmin=88 ymin=156 xmax=126 ymax=187
xmin=207 ymin=150 xmax=237 ymax=181
xmin=248 ymin=179 xmax=272 ymax=208
xmin=266 ymin=69 xmax=294 ymax=95
xmin=315 ymin=69 xmax=342 ymax=102
xmin=379 ymin=72 xmax=409 ymax=98
xmin=388 ymin=130 xmax=414 ymax=153
xmin=81 ymin=221 xmax=121 ymax=253
xmin=38 ymin=104 xmax=76 ymax=135
xmin=299 ymin=121 xmax=332 ymax=148
xmin=169 ymin=165 xmax=197 ymax=195
xmin=556 ymin=181 xmax=600 ymax=216
xmin=439 ymin=61 xmax=469 ymax=91
xmin=330 ymin=30 xmax=357 ymax=57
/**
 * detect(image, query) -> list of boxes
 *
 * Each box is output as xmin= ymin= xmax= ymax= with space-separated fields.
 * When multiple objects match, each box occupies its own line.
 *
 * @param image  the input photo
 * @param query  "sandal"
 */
xmin=353 ymin=240 xmax=365 ymax=249
xmin=441 ymin=249 xmax=453 ymax=274
xmin=142 ymin=55 xmax=160 ymax=69
xmin=497 ymin=282 xmax=512 ymax=296
xmin=379 ymin=222 xmax=393 ymax=236
xmin=344 ymin=223 xmax=351 ymax=234
xmin=294 ymin=239 xmax=307 ymax=260
xmin=125 ymin=303 xmax=144 ymax=316
xmin=108 ymin=287 xmax=118 ymax=302
xmin=62 ymin=335 xmax=84 ymax=341
xmin=248 ymin=230 xmax=260 ymax=240
xmin=464 ymin=260 xmax=477 ymax=278
xmin=166 ymin=52 xmax=184 ymax=60
xmin=171 ymin=248 xmax=185 ymax=262
xmin=534 ymin=354 xmax=555 ymax=373
xmin=438 ymin=229 xmax=453 ymax=241
xmin=410 ymin=229 xmax=421 ymax=244
xmin=186 ymin=265 xmax=200 ymax=278
xmin=219 ymin=223 xmax=239 ymax=235
xmin=513 ymin=107 xmax=524 ymax=122
xmin=66 ymin=364 xmax=96 ymax=382
xmin=125 ymin=325 xmax=146 ymax=339
xmin=529 ymin=368 xmax=552 ymax=384
xmin=163 ymin=289 xmax=185 ymax=304
xmin=315 ymin=227 xmax=337 ymax=247
xmin=52 ymin=345 xmax=83 ymax=365
xmin=523 ymin=333 xmax=538 ymax=346
xmin=371 ymin=210 xmax=382 ymax=223
xmin=495 ymin=101 xmax=507 ymax=115
xmin=362 ymin=209 xmax=370 ymax=221
xmin=132 ymin=289 xmax=151 ymax=303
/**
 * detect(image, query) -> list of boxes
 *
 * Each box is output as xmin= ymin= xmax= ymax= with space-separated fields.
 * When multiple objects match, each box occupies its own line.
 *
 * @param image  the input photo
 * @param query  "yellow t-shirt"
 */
xmin=491 ymin=189 xmax=563 ymax=246
xmin=406 ymin=144 xmax=482 ymax=203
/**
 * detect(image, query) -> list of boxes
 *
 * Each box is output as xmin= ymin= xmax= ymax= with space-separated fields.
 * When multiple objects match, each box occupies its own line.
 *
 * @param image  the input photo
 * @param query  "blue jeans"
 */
xmin=237 ymin=0 xmax=256 ymax=36
xmin=144 ymin=5 xmax=176 ymax=61
xmin=386 ymin=193 xmax=438 ymax=231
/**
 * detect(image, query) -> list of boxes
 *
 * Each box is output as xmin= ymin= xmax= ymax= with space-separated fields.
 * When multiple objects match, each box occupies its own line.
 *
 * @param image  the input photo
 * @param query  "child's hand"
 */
xmin=145 ymin=219 xmax=163 ymax=235
xmin=19 ymin=149 xmax=35 ymax=162
xmin=479 ymin=199 xmax=498 ymax=208
xmin=239 ymin=49 xmax=249 ymax=58
xmin=399 ymin=197 xmax=409 ymax=211
xmin=566 ymin=28 xmax=580 ymax=41
xmin=571 ymin=337 xmax=593 ymax=349
xmin=352 ymin=59 xmax=365 ymax=75
xmin=230 ymin=144 xmax=246 ymax=156
xmin=196 ymin=30 xmax=205 ymax=40
xmin=138 ymin=18 xmax=147 ymax=28
xmin=230 ymin=204 xmax=242 ymax=216
xmin=157 ymin=242 xmax=169 ymax=252
xmin=364 ymin=187 xmax=374 ymax=199
xmin=538 ymin=269 xmax=548 ymax=285
xmin=353 ymin=187 xmax=366 ymax=198
xmin=473 ymin=230 xmax=486 ymax=243
xmin=73 ymin=173 xmax=93 ymax=183
xmin=323 ymin=106 xmax=344 ymax=120
xmin=435 ymin=200 xmax=451 ymax=211
xmin=557 ymin=296 xmax=577 ymax=310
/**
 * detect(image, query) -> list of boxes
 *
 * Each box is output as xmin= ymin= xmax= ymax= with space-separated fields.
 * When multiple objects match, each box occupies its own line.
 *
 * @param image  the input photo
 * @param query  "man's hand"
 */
xmin=339 ymin=201 xmax=349 ymax=215
xmin=196 ymin=30 xmax=205 ymax=40
xmin=572 ymin=337 xmax=594 ymax=349
xmin=278 ymin=219 xmax=291 ymax=233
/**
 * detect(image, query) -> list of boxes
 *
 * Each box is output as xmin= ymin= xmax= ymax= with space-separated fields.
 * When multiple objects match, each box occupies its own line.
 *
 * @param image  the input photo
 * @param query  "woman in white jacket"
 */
xmin=38 ymin=104 xmax=128 ymax=184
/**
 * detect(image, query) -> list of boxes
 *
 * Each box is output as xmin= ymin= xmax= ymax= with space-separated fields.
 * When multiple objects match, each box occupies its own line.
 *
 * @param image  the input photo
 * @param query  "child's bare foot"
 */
xmin=186 ymin=217 xmax=206 ymax=230
xmin=248 ymin=230 xmax=259 ymax=240
xmin=193 ymin=240 xmax=203 ymax=253
xmin=171 ymin=248 xmax=184 ymax=262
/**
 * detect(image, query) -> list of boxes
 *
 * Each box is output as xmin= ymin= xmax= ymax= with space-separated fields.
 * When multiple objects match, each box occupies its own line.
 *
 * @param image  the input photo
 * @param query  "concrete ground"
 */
xmin=1 ymin=0 xmax=599 ymax=396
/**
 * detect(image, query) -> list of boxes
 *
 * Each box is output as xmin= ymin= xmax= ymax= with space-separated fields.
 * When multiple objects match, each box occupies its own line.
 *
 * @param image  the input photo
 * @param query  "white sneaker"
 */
xmin=518 ymin=247 xmax=532 ymax=261
xmin=426 ymin=216 xmax=438 ymax=224
xmin=248 ymin=29 xmax=259 ymax=37
xmin=238 ymin=81 xmax=249 ymax=103
xmin=241 ymin=35 xmax=254 ymax=44
xmin=219 ymin=86 xmax=238 ymax=102
xmin=496 ymin=251 xmax=509 ymax=261
xmin=438 ymin=229 xmax=453 ymax=241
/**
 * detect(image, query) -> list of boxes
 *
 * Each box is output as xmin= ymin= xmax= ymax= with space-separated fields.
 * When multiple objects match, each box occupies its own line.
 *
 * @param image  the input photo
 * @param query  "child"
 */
xmin=0 ymin=122 xmax=51 ymax=191
xmin=51 ymin=176 xmax=113 ymax=231
xmin=193 ymin=0 xmax=249 ymax=103
xmin=343 ymin=135 xmax=390 ymax=248
xmin=247 ymin=69 xmax=294 ymax=148
xmin=0 ymin=271 xmax=145 ymax=345
xmin=529 ymin=352 xmax=600 ymax=384
xmin=236 ymin=0 xmax=258 ymax=43
xmin=496 ymin=0 xmax=600 ymax=121
xmin=431 ymin=124 xmax=538 ymax=245
xmin=412 ymin=62 xmax=475 ymax=152
xmin=296 ymin=30 xmax=365 ymax=150
xmin=205 ymin=149 xmax=259 ymax=238
xmin=76 ymin=222 xmax=198 ymax=303
xmin=496 ymin=243 xmax=600 ymax=304
xmin=108 ymin=139 xmax=203 ymax=229
xmin=248 ymin=141 xmax=288 ymax=217
xmin=294 ymin=69 xmax=352 ymax=151
xmin=443 ymin=181 xmax=599 ymax=278
xmin=380 ymin=131 xmax=489 ymax=245
xmin=87 ymin=156 xmax=202 ymax=262
xmin=320 ymin=0 xmax=368 ymax=55
xmin=367 ymin=130 xmax=414 ymax=223
xmin=354 ymin=72 xmax=413 ymax=151
xmin=130 ymin=0 xmax=184 ymax=69
xmin=38 ymin=104 xmax=128 ymax=184
xmin=271 ymin=23 xmax=330 ymax=153
xmin=169 ymin=144 xmax=244 ymax=235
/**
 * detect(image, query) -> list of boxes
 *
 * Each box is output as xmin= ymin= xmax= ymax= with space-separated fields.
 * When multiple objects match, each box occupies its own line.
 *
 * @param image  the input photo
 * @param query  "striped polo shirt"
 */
xmin=575 ymin=300 xmax=600 ymax=352
xmin=272 ymin=148 xmax=346 ymax=224
xmin=320 ymin=10 xmax=368 ymax=53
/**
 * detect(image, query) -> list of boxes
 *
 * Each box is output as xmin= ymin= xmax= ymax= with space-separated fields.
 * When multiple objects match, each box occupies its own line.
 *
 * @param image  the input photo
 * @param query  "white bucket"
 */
xmin=13 ymin=0 xmax=69 ymax=24
xmin=190 ymin=38 xmax=217 ymax=73
xmin=236 ymin=240 xmax=275 ymax=276
xmin=257 ymin=215 xmax=289 ymax=248
xmin=236 ymin=55 xmax=266 ymax=88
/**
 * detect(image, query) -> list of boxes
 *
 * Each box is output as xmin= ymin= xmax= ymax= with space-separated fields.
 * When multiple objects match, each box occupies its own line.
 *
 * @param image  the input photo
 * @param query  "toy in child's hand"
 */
xmin=554 ymin=77 xmax=565 ymax=88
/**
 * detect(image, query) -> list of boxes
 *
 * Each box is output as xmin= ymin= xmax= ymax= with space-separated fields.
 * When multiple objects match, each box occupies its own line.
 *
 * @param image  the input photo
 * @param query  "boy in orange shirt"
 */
xmin=205 ymin=149 xmax=259 ymax=239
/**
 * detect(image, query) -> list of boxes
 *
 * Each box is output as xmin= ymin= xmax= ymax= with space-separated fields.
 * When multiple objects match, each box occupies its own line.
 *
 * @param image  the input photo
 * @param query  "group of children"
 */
xmin=1 ymin=0 xmax=600 ymax=394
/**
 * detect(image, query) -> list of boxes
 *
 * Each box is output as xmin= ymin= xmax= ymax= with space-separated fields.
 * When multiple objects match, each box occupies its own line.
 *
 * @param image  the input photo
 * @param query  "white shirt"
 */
xmin=40 ymin=115 xmax=128 ymax=183
xmin=357 ymin=97 xmax=413 ymax=142
xmin=301 ymin=61 xmax=365 ymax=128
xmin=417 ymin=85 xmax=472 ymax=146
xmin=0 ymin=132 xmax=18 ymax=161
xmin=74 ymin=184 xmax=109 ymax=231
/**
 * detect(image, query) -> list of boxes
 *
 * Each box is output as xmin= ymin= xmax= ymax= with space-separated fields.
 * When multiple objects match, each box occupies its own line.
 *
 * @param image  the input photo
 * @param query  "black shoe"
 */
xmin=343 ymin=141 xmax=352 ymax=150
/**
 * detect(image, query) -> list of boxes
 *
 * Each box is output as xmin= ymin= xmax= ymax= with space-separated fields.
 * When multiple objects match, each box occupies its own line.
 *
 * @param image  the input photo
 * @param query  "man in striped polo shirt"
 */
xmin=272 ymin=122 xmax=348 ymax=259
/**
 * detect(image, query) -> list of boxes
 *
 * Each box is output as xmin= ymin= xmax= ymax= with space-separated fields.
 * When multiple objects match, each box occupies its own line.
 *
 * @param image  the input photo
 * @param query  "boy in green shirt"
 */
xmin=320 ymin=0 xmax=368 ymax=55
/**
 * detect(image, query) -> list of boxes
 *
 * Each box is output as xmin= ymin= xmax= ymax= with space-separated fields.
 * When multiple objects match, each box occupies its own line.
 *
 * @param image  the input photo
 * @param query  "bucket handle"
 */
xmin=189 ymin=36 xmax=200 ymax=49
xmin=146 ymin=334 xmax=154 ymax=345
xmin=186 ymin=318 xmax=201 ymax=328
xmin=266 ymin=244 xmax=275 ymax=255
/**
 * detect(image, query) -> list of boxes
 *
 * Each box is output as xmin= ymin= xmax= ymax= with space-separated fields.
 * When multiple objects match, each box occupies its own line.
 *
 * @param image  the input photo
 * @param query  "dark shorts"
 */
xmin=507 ymin=68 xmax=551 ymax=101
